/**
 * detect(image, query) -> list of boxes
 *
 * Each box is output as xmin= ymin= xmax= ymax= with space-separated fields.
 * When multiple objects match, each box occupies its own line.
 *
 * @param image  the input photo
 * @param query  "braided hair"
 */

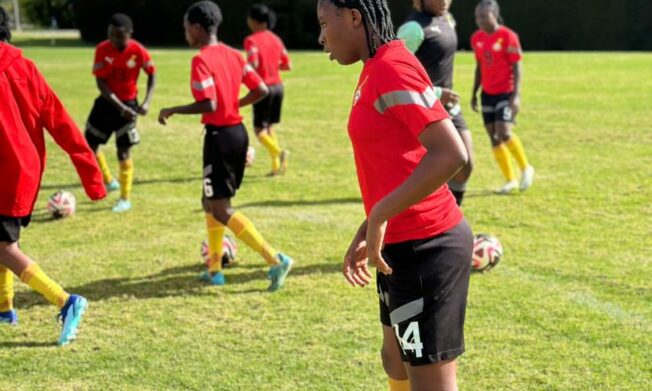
xmin=320 ymin=0 xmax=397 ymax=57
xmin=0 ymin=6 xmax=11 ymax=42
xmin=477 ymin=0 xmax=504 ymax=24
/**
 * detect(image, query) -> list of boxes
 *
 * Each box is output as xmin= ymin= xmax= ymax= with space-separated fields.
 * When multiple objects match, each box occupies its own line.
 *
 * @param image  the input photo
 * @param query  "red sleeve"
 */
xmin=471 ymin=33 xmax=481 ymax=62
xmin=374 ymin=62 xmax=450 ymax=138
xmin=34 ymin=63 xmax=106 ymax=201
xmin=280 ymin=46 xmax=291 ymax=69
xmin=140 ymin=46 xmax=156 ymax=75
xmin=244 ymin=37 xmax=259 ymax=69
xmin=506 ymin=30 xmax=522 ymax=63
xmin=242 ymin=57 xmax=263 ymax=91
xmin=190 ymin=56 xmax=216 ymax=102
xmin=92 ymin=45 xmax=110 ymax=78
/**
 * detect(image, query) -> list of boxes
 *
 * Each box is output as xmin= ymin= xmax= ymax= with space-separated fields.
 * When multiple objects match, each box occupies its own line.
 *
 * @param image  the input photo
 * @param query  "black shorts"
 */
xmin=450 ymin=112 xmax=469 ymax=133
xmin=253 ymin=83 xmax=284 ymax=128
xmin=202 ymin=123 xmax=249 ymax=200
xmin=481 ymin=92 xmax=514 ymax=124
xmin=85 ymin=96 xmax=140 ymax=148
xmin=378 ymin=219 xmax=472 ymax=366
xmin=0 ymin=215 xmax=31 ymax=243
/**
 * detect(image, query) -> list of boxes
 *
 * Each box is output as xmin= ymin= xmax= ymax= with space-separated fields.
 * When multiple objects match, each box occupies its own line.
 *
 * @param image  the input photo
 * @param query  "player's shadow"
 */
xmin=39 ymin=176 xmax=201 ymax=192
xmin=0 ymin=341 xmax=57 ymax=348
xmin=13 ymin=261 xmax=340 ymax=308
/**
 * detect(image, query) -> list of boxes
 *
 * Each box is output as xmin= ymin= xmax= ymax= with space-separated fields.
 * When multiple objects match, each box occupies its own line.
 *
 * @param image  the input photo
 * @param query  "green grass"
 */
xmin=1 ymin=38 xmax=650 ymax=390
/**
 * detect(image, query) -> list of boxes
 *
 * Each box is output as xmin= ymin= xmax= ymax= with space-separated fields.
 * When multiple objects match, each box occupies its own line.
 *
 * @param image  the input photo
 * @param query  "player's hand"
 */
xmin=137 ymin=103 xmax=149 ymax=116
xmin=509 ymin=94 xmax=521 ymax=117
xmin=366 ymin=210 xmax=392 ymax=277
xmin=158 ymin=108 xmax=174 ymax=125
xmin=471 ymin=94 xmax=479 ymax=112
xmin=121 ymin=106 xmax=138 ymax=121
xmin=343 ymin=235 xmax=371 ymax=287
xmin=440 ymin=88 xmax=460 ymax=107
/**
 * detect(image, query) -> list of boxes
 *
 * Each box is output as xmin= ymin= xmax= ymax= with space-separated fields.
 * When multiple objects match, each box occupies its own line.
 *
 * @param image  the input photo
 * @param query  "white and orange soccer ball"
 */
xmin=472 ymin=233 xmax=503 ymax=272
xmin=245 ymin=146 xmax=256 ymax=167
xmin=201 ymin=235 xmax=238 ymax=268
xmin=46 ymin=190 xmax=76 ymax=219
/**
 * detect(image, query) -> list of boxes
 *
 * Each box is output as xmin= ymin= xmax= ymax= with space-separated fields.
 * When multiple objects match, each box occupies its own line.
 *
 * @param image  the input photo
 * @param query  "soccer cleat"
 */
xmin=495 ymin=180 xmax=519 ymax=195
xmin=0 ymin=309 xmax=18 ymax=325
xmin=278 ymin=150 xmax=289 ymax=175
xmin=267 ymin=253 xmax=294 ymax=292
xmin=520 ymin=165 xmax=535 ymax=192
xmin=106 ymin=179 xmax=120 ymax=192
xmin=57 ymin=295 xmax=88 ymax=346
xmin=112 ymin=199 xmax=132 ymax=213
xmin=199 ymin=270 xmax=225 ymax=286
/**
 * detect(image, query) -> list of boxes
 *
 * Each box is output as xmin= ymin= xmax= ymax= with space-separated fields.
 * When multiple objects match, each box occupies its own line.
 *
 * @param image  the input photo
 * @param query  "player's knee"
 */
xmin=117 ymin=148 xmax=130 ymax=161
xmin=380 ymin=345 xmax=407 ymax=379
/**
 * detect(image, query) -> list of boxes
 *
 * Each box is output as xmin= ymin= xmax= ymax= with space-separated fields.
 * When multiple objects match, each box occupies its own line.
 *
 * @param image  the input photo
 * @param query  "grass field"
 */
xmin=0 ymin=37 xmax=650 ymax=390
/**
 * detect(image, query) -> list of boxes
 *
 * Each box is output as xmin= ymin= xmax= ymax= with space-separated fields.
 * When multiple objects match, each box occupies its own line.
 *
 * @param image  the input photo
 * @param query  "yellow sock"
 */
xmin=258 ymin=133 xmax=281 ymax=171
xmin=119 ymin=158 xmax=134 ymax=200
xmin=505 ymin=133 xmax=530 ymax=170
xmin=492 ymin=144 xmax=516 ymax=181
xmin=388 ymin=378 xmax=410 ymax=391
xmin=226 ymin=212 xmax=278 ymax=266
xmin=20 ymin=263 xmax=69 ymax=308
xmin=96 ymin=150 xmax=114 ymax=183
xmin=206 ymin=214 xmax=225 ymax=273
xmin=270 ymin=130 xmax=279 ymax=145
xmin=0 ymin=265 xmax=14 ymax=312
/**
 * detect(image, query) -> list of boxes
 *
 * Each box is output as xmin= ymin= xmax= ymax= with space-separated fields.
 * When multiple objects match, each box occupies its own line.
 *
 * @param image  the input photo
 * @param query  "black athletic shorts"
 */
xmin=253 ymin=83 xmax=284 ymax=128
xmin=481 ymin=92 xmax=514 ymax=124
xmin=85 ymin=96 xmax=141 ymax=148
xmin=202 ymin=123 xmax=249 ymax=200
xmin=450 ymin=112 xmax=469 ymax=133
xmin=0 ymin=215 xmax=31 ymax=243
xmin=378 ymin=219 xmax=472 ymax=366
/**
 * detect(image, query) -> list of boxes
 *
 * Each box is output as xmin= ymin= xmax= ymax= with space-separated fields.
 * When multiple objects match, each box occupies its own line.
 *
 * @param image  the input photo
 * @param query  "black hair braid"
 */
xmin=325 ymin=0 xmax=396 ymax=57
xmin=477 ymin=0 xmax=504 ymax=24
xmin=0 ymin=6 xmax=11 ymax=42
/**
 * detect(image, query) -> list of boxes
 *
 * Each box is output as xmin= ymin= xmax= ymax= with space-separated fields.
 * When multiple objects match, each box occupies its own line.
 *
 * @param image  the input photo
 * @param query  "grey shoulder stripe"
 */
xmin=389 ymin=298 xmax=424 ymax=325
xmin=374 ymin=86 xmax=437 ymax=114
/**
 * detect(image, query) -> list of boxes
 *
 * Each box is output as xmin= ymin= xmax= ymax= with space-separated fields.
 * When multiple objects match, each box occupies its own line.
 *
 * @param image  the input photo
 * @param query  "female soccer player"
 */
xmin=0 ymin=7 xmax=106 ymax=344
xmin=317 ymin=1 xmax=472 ymax=390
xmin=398 ymin=0 xmax=473 ymax=206
xmin=85 ymin=13 xmax=156 ymax=212
xmin=244 ymin=4 xmax=292 ymax=176
xmin=471 ymin=0 xmax=534 ymax=194
xmin=158 ymin=1 xmax=293 ymax=291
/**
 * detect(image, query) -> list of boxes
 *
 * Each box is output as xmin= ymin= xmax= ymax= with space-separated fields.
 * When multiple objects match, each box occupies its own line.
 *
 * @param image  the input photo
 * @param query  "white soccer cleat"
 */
xmin=495 ymin=180 xmax=518 ymax=195
xmin=520 ymin=165 xmax=535 ymax=192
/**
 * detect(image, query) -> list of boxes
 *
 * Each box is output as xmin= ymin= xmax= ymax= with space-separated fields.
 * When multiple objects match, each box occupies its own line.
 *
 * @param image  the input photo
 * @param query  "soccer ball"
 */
xmin=46 ymin=190 xmax=76 ymax=219
xmin=472 ymin=234 xmax=503 ymax=272
xmin=201 ymin=235 xmax=238 ymax=268
xmin=245 ymin=146 xmax=256 ymax=167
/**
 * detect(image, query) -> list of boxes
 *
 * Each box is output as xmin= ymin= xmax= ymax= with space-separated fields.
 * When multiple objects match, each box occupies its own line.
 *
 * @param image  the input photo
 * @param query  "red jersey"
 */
xmin=191 ymin=43 xmax=264 ymax=127
xmin=244 ymin=30 xmax=290 ymax=85
xmin=471 ymin=26 xmax=522 ymax=95
xmin=0 ymin=43 xmax=106 ymax=217
xmin=92 ymin=39 xmax=155 ymax=101
xmin=348 ymin=40 xmax=462 ymax=244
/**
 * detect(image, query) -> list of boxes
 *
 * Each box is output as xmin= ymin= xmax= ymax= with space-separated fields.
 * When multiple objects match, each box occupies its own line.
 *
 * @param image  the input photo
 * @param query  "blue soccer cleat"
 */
xmin=106 ymin=179 xmax=120 ymax=192
xmin=57 ymin=295 xmax=88 ymax=346
xmin=199 ymin=270 xmax=226 ymax=286
xmin=267 ymin=253 xmax=294 ymax=292
xmin=112 ymin=199 xmax=132 ymax=213
xmin=0 ymin=309 xmax=18 ymax=325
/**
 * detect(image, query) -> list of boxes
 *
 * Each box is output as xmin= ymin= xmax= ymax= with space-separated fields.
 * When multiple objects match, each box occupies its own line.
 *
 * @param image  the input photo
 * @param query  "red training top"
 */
xmin=244 ymin=30 xmax=290 ymax=86
xmin=0 ymin=42 xmax=106 ymax=218
xmin=191 ymin=43 xmax=264 ymax=127
xmin=471 ymin=26 xmax=522 ymax=95
xmin=348 ymin=40 xmax=462 ymax=244
xmin=93 ymin=39 xmax=156 ymax=101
